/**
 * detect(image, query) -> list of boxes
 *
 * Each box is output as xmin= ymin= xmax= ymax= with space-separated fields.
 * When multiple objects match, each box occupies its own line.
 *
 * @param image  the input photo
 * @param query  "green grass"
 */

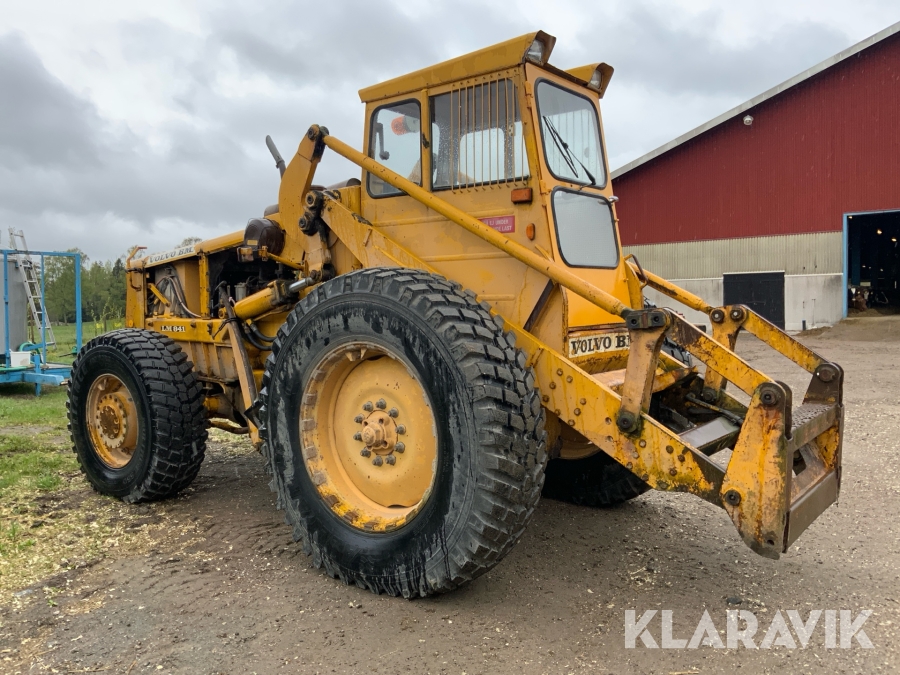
xmin=0 ymin=387 xmax=73 ymax=495
xmin=0 ymin=384 xmax=68 ymax=429
xmin=0 ymin=435 xmax=77 ymax=495
xmin=25 ymin=317 xmax=125 ymax=364
xmin=46 ymin=321 xmax=84 ymax=363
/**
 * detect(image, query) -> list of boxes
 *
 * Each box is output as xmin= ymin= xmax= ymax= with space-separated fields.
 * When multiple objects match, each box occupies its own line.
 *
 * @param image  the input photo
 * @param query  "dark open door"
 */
xmin=723 ymin=271 xmax=785 ymax=329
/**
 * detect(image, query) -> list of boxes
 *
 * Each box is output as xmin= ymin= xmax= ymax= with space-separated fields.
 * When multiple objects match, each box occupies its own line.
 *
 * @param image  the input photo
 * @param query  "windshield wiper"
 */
xmin=542 ymin=116 xmax=596 ymax=185
xmin=542 ymin=116 xmax=579 ymax=177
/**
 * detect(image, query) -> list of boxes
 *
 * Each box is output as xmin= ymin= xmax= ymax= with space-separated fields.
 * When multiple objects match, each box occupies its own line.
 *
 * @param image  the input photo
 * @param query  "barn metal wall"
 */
xmin=613 ymin=32 xmax=900 ymax=246
xmin=623 ymin=231 xmax=842 ymax=279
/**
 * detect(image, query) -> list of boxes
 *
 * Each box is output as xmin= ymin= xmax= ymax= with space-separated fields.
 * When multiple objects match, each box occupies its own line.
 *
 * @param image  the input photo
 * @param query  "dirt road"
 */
xmin=3 ymin=317 xmax=899 ymax=674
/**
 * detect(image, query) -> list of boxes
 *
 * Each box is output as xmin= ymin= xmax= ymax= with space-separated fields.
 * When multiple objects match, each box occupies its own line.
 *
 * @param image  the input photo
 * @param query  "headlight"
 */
xmin=588 ymin=70 xmax=603 ymax=91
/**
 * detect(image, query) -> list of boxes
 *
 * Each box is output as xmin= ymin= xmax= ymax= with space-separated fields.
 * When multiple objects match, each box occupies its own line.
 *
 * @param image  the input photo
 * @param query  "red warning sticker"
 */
xmin=479 ymin=215 xmax=515 ymax=233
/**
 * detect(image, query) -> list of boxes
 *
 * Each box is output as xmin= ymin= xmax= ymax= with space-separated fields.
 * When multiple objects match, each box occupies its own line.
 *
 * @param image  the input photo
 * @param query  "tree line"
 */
xmin=42 ymin=250 xmax=127 ymax=324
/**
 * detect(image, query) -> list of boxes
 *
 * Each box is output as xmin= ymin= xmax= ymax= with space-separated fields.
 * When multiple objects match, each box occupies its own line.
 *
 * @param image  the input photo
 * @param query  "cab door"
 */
xmin=360 ymin=72 xmax=551 ymax=331
xmin=524 ymin=63 xmax=639 ymax=338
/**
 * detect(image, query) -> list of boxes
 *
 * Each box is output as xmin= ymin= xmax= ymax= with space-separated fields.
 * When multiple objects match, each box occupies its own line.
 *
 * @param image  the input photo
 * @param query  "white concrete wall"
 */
xmin=785 ymin=273 xmax=843 ymax=331
xmin=643 ymin=273 xmax=844 ymax=333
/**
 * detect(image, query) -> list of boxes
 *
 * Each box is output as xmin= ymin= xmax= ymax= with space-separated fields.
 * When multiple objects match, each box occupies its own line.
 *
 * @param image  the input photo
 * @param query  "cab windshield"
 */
xmin=535 ymin=80 xmax=606 ymax=187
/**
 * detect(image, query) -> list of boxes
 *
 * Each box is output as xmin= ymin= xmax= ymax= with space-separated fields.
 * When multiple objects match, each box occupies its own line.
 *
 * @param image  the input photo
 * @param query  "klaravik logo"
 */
xmin=625 ymin=609 xmax=874 ymax=649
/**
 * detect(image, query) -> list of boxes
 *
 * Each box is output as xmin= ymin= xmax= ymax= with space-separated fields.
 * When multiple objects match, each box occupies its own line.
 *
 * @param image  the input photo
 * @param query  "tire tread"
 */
xmin=260 ymin=268 xmax=547 ymax=597
xmin=67 ymin=329 xmax=207 ymax=503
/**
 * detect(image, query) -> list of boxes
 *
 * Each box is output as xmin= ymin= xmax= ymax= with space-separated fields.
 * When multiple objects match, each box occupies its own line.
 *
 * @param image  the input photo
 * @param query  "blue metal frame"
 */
xmin=1 ymin=249 xmax=82 ymax=395
xmin=843 ymin=207 xmax=900 ymax=320
xmin=842 ymin=214 xmax=848 ymax=319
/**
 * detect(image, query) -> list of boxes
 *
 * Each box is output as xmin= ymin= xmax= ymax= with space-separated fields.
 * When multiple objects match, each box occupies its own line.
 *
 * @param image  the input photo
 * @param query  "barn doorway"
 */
xmin=847 ymin=210 xmax=900 ymax=312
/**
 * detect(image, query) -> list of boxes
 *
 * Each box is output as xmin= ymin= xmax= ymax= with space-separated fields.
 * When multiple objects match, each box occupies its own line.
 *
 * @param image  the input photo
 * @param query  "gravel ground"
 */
xmin=2 ymin=316 xmax=898 ymax=674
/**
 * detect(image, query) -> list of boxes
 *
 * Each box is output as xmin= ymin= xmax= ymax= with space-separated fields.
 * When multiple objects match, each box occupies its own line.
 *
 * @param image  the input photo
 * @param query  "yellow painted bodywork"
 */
xmin=123 ymin=31 xmax=843 ymax=559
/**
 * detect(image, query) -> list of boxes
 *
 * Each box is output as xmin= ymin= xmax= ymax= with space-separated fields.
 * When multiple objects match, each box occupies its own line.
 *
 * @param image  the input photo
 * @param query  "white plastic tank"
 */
xmin=1 ymin=258 xmax=28 ymax=354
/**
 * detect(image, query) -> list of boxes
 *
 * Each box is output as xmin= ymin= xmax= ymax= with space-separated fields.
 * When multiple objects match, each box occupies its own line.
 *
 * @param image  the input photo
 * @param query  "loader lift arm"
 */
xmin=275 ymin=125 xmax=842 ymax=559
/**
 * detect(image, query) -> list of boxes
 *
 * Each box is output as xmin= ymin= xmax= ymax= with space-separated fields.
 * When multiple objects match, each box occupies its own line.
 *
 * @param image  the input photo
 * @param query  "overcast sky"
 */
xmin=2 ymin=0 xmax=898 ymax=262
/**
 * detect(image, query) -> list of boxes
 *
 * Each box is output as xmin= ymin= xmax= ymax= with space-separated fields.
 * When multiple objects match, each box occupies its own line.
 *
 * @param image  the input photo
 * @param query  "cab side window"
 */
xmin=367 ymin=100 xmax=422 ymax=197
xmin=430 ymin=79 xmax=529 ymax=190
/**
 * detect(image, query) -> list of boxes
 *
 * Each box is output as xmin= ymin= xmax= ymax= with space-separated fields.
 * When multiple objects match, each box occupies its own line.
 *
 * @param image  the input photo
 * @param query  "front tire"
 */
xmin=67 ymin=329 xmax=207 ymax=502
xmin=260 ymin=269 xmax=547 ymax=598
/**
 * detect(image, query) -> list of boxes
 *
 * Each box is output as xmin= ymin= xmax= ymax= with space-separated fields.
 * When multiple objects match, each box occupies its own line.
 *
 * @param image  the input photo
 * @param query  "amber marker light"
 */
xmin=511 ymin=188 xmax=533 ymax=204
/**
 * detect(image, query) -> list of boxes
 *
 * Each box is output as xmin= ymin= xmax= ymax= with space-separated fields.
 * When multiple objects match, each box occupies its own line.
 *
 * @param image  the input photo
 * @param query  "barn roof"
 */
xmin=612 ymin=20 xmax=900 ymax=179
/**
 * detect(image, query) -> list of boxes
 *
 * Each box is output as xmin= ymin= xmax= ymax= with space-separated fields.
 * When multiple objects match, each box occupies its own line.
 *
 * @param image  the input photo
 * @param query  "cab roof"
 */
xmin=358 ymin=31 xmax=613 ymax=103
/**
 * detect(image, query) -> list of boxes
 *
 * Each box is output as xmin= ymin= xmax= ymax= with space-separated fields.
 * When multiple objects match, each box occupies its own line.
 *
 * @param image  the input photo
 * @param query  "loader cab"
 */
xmin=357 ymin=32 xmax=642 ymax=360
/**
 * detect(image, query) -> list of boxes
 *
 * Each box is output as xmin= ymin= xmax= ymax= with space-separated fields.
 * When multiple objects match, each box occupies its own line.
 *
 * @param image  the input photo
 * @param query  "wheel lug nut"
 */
xmin=376 ymin=398 xmax=386 ymax=409
xmin=362 ymin=401 xmax=373 ymax=412
xmin=360 ymin=448 xmax=371 ymax=457
xmin=388 ymin=408 xmax=398 ymax=418
xmin=354 ymin=414 xmax=364 ymax=424
xmin=353 ymin=432 xmax=362 ymax=441
xmin=385 ymin=455 xmax=396 ymax=465
xmin=372 ymin=456 xmax=383 ymax=466
xmin=394 ymin=442 xmax=405 ymax=453
xmin=396 ymin=425 xmax=406 ymax=435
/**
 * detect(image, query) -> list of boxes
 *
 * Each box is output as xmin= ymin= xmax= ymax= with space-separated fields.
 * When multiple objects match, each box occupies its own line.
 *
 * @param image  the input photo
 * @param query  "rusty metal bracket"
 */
xmin=702 ymin=304 xmax=748 ymax=402
xmin=616 ymin=309 xmax=671 ymax=434
xmin=623 ymin=307 xmax=667 ymax=330
xmin=805 ymin=362 xmax=843 ymax=405
xmin=720 ymin=381 xmax=789 ymax=559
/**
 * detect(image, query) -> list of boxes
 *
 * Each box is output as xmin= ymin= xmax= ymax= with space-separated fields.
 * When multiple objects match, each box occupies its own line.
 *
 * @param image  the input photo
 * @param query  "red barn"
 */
xmin=612 ymin=21 xmax=900 ymax=330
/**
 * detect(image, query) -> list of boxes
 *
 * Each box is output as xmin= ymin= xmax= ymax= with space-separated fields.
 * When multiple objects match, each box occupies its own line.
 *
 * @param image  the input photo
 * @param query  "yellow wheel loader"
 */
xmin=68 ymin=32 xmax=844 ymax=598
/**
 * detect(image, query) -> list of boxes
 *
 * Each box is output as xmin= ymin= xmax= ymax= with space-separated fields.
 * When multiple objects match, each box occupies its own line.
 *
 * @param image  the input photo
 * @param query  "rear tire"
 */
xmin=67 ymin=329 xmax=207 ymax=502
xmin=542 ymin=451 xmax=649 ymax=507
xmin=260 ymin=269 xmax=547 ymax=597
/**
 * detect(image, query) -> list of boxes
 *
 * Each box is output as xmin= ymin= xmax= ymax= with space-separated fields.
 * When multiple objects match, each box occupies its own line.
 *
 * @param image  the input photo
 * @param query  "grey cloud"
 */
xmin=206 ymin=0 xmax=521 ymax=89
xmin=575 ymin=6 xmax=855 ymax=170
xmin=0 ymin=33 xmax=104 ymax=169
xmin=0 ymin=1 xmax=887 ymax=262
xmin=0 ymin=30 xmax=273 ymax=258
xmin=567 ymin=7 xmax=849 ymax=97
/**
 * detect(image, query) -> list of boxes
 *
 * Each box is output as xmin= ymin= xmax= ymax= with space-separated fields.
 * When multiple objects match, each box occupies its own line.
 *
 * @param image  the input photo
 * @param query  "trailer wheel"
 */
xmin=542 ymin=451 xmax=649 ymax=507
xmin=67 ymin=329 xmax=207 ymax=502
xmin=260 ymin=269 xmax=546 ymax=598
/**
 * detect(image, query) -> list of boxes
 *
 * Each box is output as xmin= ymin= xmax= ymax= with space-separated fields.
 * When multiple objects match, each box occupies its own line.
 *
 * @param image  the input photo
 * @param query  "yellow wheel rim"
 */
xmin=86 ymin=374 xmax=139 ymax=469
xmin=300 ymin=341 xmax=438 ymax=532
